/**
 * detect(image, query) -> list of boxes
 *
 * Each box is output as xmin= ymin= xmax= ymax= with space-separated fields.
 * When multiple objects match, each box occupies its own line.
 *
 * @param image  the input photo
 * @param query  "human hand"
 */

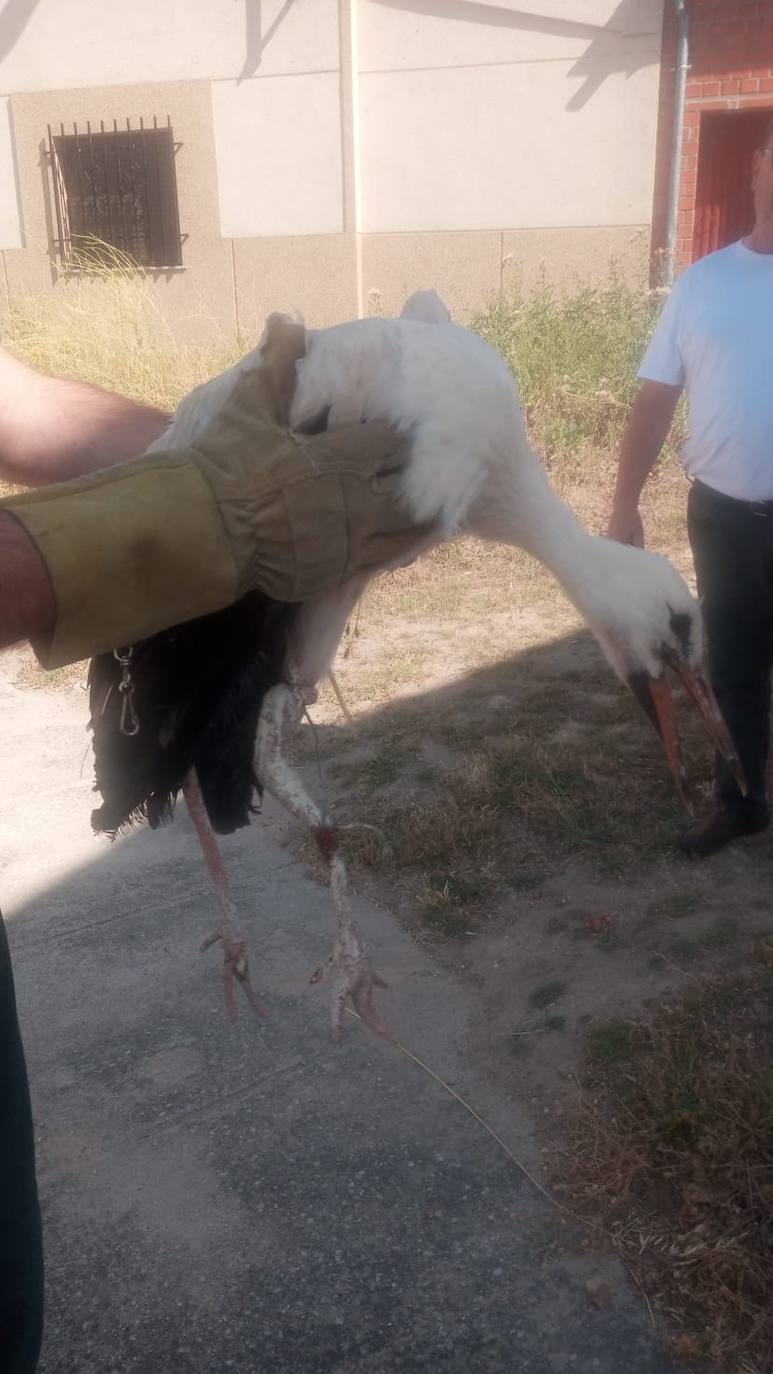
xmin=605 ymin=505 xmax=645 ymax=548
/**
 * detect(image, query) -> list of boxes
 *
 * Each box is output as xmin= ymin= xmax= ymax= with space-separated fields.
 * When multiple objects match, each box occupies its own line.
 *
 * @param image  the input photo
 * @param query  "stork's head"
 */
xmin=579 ymin=541 xmax=745 ymax=813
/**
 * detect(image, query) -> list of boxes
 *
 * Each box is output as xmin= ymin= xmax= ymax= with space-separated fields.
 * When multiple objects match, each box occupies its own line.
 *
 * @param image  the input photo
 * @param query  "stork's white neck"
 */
xmin=470 ymin=450 xmax=604 ymax=621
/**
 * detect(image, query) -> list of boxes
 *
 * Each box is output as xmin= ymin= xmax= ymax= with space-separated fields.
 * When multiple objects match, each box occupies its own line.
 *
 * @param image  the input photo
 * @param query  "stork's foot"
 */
xmin=200 ymin=928 xmax=266 ymax=1023
xmin=310 ymin=933 xmax=391 ymax=1043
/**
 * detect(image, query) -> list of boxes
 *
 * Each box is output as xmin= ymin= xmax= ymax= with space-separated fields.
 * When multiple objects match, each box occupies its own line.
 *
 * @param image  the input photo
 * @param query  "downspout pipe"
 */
xmin=663 ymin=0 xmax=690 ymax=288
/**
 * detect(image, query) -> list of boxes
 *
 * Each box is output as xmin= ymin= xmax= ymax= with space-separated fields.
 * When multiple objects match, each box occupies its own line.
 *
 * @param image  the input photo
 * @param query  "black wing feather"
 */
xmin=88 ymin=593 xmax=300 ymax=837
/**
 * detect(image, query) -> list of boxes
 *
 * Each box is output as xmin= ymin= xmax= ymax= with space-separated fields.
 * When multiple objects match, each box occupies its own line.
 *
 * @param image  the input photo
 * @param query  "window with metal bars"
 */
xmin=48 ymin=117 xmax=183 ymax=270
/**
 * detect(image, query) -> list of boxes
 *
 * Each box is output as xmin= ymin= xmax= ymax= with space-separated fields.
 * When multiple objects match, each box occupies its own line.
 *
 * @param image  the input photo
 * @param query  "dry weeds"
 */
xmin=555 ymin=945 xmax=773 ymax=1373
xmin=2 ymin=242 xmax=241 ymax=414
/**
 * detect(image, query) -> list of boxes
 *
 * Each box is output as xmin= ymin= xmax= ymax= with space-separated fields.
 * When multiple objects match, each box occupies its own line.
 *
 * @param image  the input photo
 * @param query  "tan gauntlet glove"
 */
xmin=1 ymin=319 xmax=428 ymax=668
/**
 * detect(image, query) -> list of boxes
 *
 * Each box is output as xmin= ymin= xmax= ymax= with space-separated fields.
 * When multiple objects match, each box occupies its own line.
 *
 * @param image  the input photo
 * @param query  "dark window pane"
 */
xmin=52 ymin=123 xmax=182 ymax=269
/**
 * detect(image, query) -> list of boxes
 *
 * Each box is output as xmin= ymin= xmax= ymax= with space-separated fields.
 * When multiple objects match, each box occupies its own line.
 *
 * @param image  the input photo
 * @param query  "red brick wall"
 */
xmin=651 ymin=0 xmax=773 ymax=278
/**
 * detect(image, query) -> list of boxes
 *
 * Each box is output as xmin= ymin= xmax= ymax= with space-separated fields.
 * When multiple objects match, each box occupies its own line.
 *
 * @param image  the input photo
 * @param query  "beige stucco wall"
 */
xmin=232 ymin=234 xmax=359 ymax=336
xmin=358 ymin=0 xmax=659 ymax=71
xmin=361 ymin=225 xmax=649 ymax=324
xmin=0 ymin=1 xmax=665 ymax=338
xmin=0 ymin=0 xmax=345 ymax=244
xmin=3 ymin=81 xmax=237 ymax=340
xmin=359 ymin=61 xmax=660 ymax=234
xmin=357 ymin=0 xmax=663 ymax=234
xmin=0 ymin=0 xmax=341 ymax=91
xmin=213 ymin=74 xmax=345 ymax=238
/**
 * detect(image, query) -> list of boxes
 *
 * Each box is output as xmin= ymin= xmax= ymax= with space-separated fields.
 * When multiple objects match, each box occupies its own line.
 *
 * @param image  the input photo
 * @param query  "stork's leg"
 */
xmin=255 ymin=681 xmax=390 ymax=1042
xmin=287 ymin=576 xmax=370 ymax=703
xmin=183 ymin=769 xmax=265 ymax=1023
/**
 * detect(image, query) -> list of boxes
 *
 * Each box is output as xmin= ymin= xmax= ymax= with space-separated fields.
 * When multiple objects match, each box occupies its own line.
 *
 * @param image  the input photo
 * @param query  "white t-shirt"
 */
xmin=639 ymin=240 xmax=773 ymax=501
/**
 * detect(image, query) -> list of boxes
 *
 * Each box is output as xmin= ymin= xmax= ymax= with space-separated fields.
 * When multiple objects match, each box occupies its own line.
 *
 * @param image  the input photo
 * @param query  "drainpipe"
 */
xmin=663 ymin=0 xmax=690 ymax=288
xmin=339 ymin=0 xmax=363 ymax=316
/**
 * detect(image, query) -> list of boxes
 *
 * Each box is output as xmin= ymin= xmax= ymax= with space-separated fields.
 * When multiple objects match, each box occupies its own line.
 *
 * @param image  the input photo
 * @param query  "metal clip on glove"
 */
xmin=0 ymin=318 xmax=426 ymax=668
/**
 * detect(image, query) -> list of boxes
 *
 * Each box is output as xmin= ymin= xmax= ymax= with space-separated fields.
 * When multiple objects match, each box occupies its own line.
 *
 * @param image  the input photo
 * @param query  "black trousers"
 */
xmin=688 ymin=479 xmax=773 ymax=822
xmin=0 ymin=913 xmax=43 ymax=1373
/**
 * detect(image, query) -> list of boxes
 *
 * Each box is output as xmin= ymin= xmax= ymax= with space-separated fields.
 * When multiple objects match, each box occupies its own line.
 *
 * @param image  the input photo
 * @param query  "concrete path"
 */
xmin=0 ymin=662 xmax=676 ymax=1373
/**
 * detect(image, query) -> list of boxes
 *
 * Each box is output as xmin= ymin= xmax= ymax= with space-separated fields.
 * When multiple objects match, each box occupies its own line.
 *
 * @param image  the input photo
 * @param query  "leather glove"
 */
xmin=1 ymin=317 xmax=428 ymax=668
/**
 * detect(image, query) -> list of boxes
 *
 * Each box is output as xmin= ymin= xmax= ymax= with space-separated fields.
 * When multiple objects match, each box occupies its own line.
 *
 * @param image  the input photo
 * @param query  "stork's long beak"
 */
xmin=627 ymin=666 xmax=747 ymax=816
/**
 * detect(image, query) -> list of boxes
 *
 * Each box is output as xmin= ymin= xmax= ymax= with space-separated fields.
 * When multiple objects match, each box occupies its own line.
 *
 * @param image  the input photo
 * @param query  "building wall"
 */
xmin=0 ymin=1 xmax=348 ymax=336
xmin=357 ymin=0 xmax=663 ymax=314
xmin=5 ymin=81 xmax=238 ymax=339
xmin=652 ymin=0 xmax=773 ymax=276
xmin=0 ymin=0 xmax=667 ymax=338
xmin=357 ymin=0 xmax=661 ymax=233
xmin=0 ymin=0 xmax=341 ymax=91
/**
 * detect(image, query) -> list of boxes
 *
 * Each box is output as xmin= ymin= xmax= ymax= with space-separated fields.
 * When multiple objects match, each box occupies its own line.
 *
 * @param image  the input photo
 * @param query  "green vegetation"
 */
xmin=474 ymin=269 xmax=686 ymax=470
xmin=2 ymin=241 xmax=240 ymax=415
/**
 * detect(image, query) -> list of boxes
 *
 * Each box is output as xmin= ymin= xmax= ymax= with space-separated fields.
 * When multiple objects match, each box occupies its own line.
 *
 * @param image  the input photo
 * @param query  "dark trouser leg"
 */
xmin=0 ymin=914 xmax=43 ymax=1373
xmin=688 ymin=481 xmax=773 ymax=821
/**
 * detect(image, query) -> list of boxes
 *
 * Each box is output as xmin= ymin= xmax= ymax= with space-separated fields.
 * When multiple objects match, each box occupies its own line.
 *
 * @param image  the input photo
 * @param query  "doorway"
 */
xmin=692 ymin=108 xmax=771 ymax=262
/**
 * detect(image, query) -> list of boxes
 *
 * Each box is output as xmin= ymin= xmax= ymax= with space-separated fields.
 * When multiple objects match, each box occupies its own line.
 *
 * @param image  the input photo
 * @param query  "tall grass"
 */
xmin=4 ymin=248 xmax=680 ymax=462
xmin=2 ymin=242 xmax=239 ymax=412
xmin=473 ymin=268 xmax=685 ymax=470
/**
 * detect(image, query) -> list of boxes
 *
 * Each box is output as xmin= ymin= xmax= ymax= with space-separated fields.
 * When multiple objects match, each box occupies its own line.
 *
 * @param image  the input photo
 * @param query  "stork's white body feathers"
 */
xmin=292 ymin=316 xmax=703 ymax=686
xmin=293 ymin=317 xmax=520 ymax=538
xmin=399 ymin=288 xmax=452 ymax=325
xmin=153 ymin=304 xmax=703 ymax=692
xmin=161 ymin=314 xmax=518 ymax=537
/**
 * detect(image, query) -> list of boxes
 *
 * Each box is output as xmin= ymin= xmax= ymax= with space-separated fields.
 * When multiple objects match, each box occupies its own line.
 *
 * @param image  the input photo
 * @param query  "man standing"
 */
xmin=608 ymin=114 xmax=773 ymax=857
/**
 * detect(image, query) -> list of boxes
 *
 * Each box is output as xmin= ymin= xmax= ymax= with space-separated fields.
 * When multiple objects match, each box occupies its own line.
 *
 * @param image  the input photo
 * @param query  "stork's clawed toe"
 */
xmin=201 ymin=928 xmax=266 ymax=1023
xmin=310 ymin=940 xmax=391 ymax=1043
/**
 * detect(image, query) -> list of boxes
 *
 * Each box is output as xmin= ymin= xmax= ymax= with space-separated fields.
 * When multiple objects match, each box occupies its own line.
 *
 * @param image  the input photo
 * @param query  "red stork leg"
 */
xmin=255 ymin=681 xmax=391 ymax=1043
xmin=183 ymin=769 xmax=265 ymax=1023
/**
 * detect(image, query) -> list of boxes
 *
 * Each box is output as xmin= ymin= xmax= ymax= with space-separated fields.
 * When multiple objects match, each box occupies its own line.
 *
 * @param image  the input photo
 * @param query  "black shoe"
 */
xmin=677 ymin=808 xmax=769 ymax=858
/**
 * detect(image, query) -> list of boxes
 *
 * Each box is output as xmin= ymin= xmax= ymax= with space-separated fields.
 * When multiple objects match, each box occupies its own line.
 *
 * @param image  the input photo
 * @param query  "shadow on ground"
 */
xmin=0 ymin=644 xmax=682 ymax=1374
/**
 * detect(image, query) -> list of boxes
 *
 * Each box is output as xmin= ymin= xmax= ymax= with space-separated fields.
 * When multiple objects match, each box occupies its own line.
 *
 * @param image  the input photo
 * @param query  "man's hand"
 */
xmin=606 ymin=504 xmax=645 ymax=548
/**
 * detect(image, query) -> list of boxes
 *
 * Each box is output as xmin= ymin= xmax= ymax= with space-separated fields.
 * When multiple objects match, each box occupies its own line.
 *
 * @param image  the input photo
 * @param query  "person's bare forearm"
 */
xmin=606 ymin=380 xmax=682 ymax=545
xmin=611 ymin=381 xmax=682 ymax=514
xmin=0 ymin=345 xmax=170 ymax=486
xmin=0 ymin=512 xmax=54 ymax=649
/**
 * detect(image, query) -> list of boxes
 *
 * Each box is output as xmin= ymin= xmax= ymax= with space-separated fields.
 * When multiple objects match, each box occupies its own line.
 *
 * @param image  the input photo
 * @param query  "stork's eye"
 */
xmin=661 ymin=645 xmax=682 ymax=672
xmin=667 ymin=607 xmax=692 ymax=656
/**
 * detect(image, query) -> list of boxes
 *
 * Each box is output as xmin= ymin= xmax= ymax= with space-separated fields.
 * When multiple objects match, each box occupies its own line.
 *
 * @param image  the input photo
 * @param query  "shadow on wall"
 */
xmin=0 ymin=0 xmax=41 ymax=65
xmin=371 ymin=0 xmax=658 ymax=111
xmin=0 ymin=0 xmax=657 ymax=110
xmin=0 ymin=1 xmax=301 ymax=82
xmin=240 ymin=0 xmax=297 ymax=82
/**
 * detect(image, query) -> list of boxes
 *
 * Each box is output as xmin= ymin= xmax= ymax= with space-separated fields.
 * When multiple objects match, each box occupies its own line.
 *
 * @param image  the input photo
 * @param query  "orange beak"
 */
xmin=627 ymin=666 xmax=747 ymax=816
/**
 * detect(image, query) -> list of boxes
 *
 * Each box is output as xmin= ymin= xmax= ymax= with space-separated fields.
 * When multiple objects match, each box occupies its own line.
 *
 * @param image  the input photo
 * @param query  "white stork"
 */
xmin=89 ymin=292 xmax=742 ymax=1040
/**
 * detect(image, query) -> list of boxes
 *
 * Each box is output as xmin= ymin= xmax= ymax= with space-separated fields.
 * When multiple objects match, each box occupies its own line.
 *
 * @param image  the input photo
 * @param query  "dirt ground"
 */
xmin=14 ymin=461 xmax=769 ymax=1126
xmin=254 ymin=467 xmax=767 ymax=1124
xmin=11 ymin=459 xmax=772 ymax=1367
xmin=302 ymin=660 xmax=772 ymax=1128
xmin=2 ymin=647 xmax=680 ymax=1374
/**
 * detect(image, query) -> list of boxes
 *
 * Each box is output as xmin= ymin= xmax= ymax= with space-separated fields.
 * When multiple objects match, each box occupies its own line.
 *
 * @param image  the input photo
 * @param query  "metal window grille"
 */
xmin=47 ymin=117 xmax=183 ymax=270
